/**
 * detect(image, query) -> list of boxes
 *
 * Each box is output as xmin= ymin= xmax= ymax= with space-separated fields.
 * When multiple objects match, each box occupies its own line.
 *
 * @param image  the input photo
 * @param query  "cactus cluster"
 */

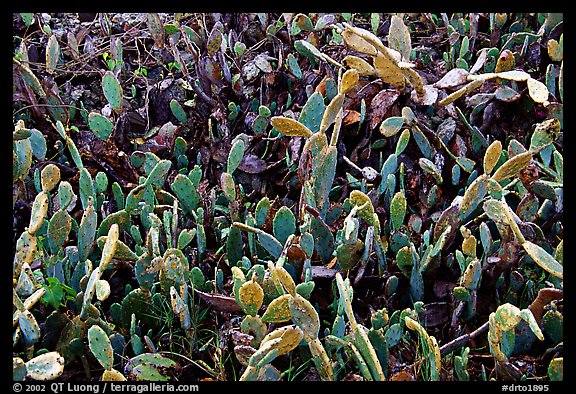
xmin=13 ymin=12 xmax=563 ymax=382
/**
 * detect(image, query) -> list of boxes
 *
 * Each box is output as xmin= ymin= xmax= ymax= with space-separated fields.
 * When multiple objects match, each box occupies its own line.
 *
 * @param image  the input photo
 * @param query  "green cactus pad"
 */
xmin=319 ymin=93 xmax=344 ymax=133
xmin=119 ymin=288 xmax=158 ymax=330
xmin=273 ymin=206 xmax=296 ymax=246
xmin=65 ymin=136 xmax=84 ymax=169
xmin=79 ymin=168 xmax=96 ymax=210
xmin=88 ymin=112 xmax=114 ymax=141
xmin=295 ymin=281 xmax=315 ymax=299
xmin=45 ymin=34 xmax=60 ymax=74
xmin=298 ymin=92 xmax=325 ymax=134
xmin=77 ymin=198 xmax=97 ymax=262
xmin=88 ymin=325 xmax=114 ymax=370
xmin=522 ymin=241 xmax=563 ymax=279
xmin=228 ymin=139 xmax=246 ymax=174
xmin=97 ymin=236 xmax=138 ymax=261
xmin=13 ymin=357 xmax=27 ymax=381
xmin=261 ymin=325 xmax=304 ymax=356
xmin=134 ymin=254 xmax=156 ymax=291
xmin=102 ymin=71 xmax=123 ymax=113
xmin=240 ymin=315 xmax=267 ymax=347
xmin=124 ymin=353 xmax=177 ymax=381
xmin=170 ymin=174 xmax=201 ymax=216
xmin=28 ymin=191 xmax=49 ymax=235
xmin=25 ymin=352 xmax=65 ymax=381
xmin=47 ymin=209 xmax=72 ymax=254
xmin=459 ymin=174 xmax=490 ymax=220
xmin=102 ymin=368 xmax=127 ymax=381
xmin=190 ymin=266 xmax=205 ymax=289
xmin=310 ymin=217 xmax=334 ymax=263
xmin=177 ymin=229 xmax=196 ymax=250
xmin=380 ymin=116 xmax=405 ymax=137
xmin=40 ymin=163 xmax=61 ymax=193
xmin=260 ymin=294 xmax=292 ymax=323
xmin=18 ymin=310 xmax=41 ymax=346
xmin=390 ymin=191 xmax=407 ymax=231
xmin=97 ymin=209 xmax=130 ymax=237
xmin=125 ymin=184 xmax=155 ymax=215
xmin=396 ymin=245 xmax=414 ymax=278
xmin=255 ymin=197 xmax=270 ymax=227
xmin=221 ymin=172 xmax=236 ymax=202
xmin=13 ymin=136 xmax=33 ymax=182
xmin=226 ymin=225 xmax=243 ymax=266
xmin=547 ymin=357 xmax=563 ymax=381
xmin=238 ymin=280 xmax=265 ymax=316
xmin=15 ymin=60 xmax=46 ymax=97
xmin=289 ymin=294 xmax=319 ymax=339
xmin=144 ymin=159 xmax=172 ymax=189
xmin=169 ymin=99 xmax=187 ymax=123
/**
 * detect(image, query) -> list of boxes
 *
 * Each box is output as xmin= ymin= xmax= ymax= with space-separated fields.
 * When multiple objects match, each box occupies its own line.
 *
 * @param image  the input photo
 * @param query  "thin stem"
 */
xmin=439 ymin=320 xmax=490 ymax=356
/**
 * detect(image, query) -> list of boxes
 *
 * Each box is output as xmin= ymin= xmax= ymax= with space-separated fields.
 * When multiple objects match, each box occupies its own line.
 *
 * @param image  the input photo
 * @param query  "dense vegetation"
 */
xmin=13 ymin=13 xmax=563 ymax=382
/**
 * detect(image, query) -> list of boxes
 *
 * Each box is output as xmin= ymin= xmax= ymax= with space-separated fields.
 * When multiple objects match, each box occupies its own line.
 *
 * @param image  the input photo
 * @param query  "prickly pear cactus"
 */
xmin=102 ymin=71 xmax=123 ymax=113
xmin=88 ymin=325 xmax=114 ymax=371
xmin=488 ymin=303 xmax=544 ymax=363
xmin=24 ymin=352 xmax=65 ymax=381
xmin=124 ymin=353 xmax=177 ymax=381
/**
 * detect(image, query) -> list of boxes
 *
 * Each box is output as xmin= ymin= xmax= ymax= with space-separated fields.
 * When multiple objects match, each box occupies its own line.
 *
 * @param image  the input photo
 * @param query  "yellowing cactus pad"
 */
xmin=270 ymin=116 xmax=313 ymax=137
xmin=238 ymin=280 xmax=265 ymax=316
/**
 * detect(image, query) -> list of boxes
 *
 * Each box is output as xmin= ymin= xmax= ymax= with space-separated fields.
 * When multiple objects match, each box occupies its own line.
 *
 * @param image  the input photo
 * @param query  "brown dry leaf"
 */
xmin=342 ymin=110 xmax=361 ymax=126
xmin=527 ymin=288 xmax=563 ymax=325
xmin=147 ymin=13 xmax=165 ymax=49
xmin=193 ymin=288 xmax=243 ymax=313
xmin=238 ymin=154 xmax=268 ymax=174
xmin=389 ymin=369 xmax=415 ymax=381
xmin=469 ymin=48 xmax=488 ymax=74
xmin=368 ymin=88 xmax=400 ymax=130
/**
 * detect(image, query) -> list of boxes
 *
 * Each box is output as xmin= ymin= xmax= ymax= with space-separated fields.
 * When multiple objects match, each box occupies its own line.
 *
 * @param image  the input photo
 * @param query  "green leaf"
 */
xmin=42 ymin=278 xmax=65 ymax=309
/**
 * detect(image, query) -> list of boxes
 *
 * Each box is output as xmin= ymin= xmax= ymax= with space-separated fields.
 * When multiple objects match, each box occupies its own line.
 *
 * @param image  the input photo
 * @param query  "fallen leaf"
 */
xmin=238 ymin=154 xmax=268 ymax=174
xmin=368 ymin=88 xmax=400 ymax=129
